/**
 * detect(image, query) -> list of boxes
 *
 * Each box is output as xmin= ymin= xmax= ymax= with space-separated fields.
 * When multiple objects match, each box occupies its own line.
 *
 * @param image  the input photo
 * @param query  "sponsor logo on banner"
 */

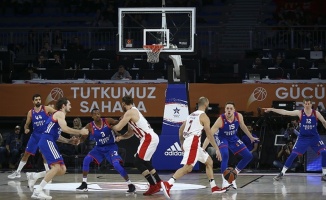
xmin=165 ymin=142 xmax=184 ymax=156
xmin=163 ymin=98 xmax=188 ymax=127
xmin=45 ymin=88 xmax=64 ymax=106
xmin=246 ymin=87 xmax=268 ymax=108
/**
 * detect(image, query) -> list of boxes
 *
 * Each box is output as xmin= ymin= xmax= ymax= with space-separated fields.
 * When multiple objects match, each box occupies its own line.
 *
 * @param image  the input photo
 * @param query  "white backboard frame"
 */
xmin=118 ymin=7 xmax=196 ymax=54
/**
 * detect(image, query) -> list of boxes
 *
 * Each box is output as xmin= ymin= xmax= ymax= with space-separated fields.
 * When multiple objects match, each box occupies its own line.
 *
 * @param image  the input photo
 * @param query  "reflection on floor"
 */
xmin=1 ymin=171 xmax=325 ymax=200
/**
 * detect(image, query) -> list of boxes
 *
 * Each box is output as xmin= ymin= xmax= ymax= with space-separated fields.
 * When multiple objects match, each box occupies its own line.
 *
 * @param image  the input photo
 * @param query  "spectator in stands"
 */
xmin=39 ymin=42 xmax=51 ymax=58
xmin=72 ymin=117 xmax=86 ymax=155
xmin=273 ymin=141 xmax=302 ymax=171
xmin=0 ymin=125 xmax=23 ymax=169
xmin=252 ymin=57 xmax=265 ymax=69
xmin=35 ymin=54 xmax=46 ymax=68
xmin=50 ymin=52 xmax=65 ymax=69
xmin=69 ymin=36 xmax=84 ymax=51
xmin=27 ymin=66 xmax=39 ymax=80
xmin=111 ymin=65 xmax=132 ymax=80
xmin=52 ymin=37 xmax=64 ymax=50
xmin=241 ymin=126 xmax=259 ymax=169
xmin=273 ymin=54 xmax=287 ymax=68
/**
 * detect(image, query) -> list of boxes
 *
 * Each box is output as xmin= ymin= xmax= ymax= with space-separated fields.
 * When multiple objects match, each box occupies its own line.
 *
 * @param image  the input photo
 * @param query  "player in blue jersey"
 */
xmin=8 ymin=94 xmax=56 ymax=179
xmin=203 ymin=101 xmax=259 ymax=190
xmin=263 ymin=97 xmax=326 ymax=181
xmin=31 ymin=97 xmax=88 ymax=199
xmin=76 ymin=108 xmax=136 ymax=193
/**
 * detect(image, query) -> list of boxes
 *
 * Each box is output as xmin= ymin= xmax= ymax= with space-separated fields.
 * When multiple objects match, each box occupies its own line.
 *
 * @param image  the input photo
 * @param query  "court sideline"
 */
xmin=0 ymin=171 xmax=325 ymax=200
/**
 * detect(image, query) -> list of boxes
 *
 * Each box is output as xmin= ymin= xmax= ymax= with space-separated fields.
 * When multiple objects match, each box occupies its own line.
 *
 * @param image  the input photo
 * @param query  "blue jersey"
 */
xmin=299 ymin=109 xmax=319 ymax=137
xmin=31 ymin=105 xmax=49 ymax=134
xmin=43 ymin=111 xmax=62 ymax=141
xmin=89 ymin=118 xmax=115 ymax=147
xmin=217 ymin=112 xmax=240 ymax=142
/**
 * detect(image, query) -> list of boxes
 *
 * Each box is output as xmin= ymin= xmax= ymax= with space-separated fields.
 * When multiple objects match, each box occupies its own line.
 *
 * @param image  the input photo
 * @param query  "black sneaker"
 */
xmin=76 ymin=182 xmax=88 ymax=191
xmin=127 ymin=184 xmax=136 ymax=193
xmin=322 ymin=174 xmax=326 ymax=181
xmin=273 ymin=172 xmax=284 ymax=181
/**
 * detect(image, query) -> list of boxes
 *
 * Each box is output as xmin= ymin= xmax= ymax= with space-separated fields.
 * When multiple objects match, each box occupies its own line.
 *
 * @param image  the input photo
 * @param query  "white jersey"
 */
xmin=128 ymin=107 xmax=155 ymax=139
xmin=183 ymin=110 xmax=204 ymax=139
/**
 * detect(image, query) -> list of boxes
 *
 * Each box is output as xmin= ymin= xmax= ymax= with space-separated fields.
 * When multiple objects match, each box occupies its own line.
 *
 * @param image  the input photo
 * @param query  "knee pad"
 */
xmin=82 ymin=155 xmax=93 ymax=172
xmin=134 ymin=154 xmax=147 ymax=173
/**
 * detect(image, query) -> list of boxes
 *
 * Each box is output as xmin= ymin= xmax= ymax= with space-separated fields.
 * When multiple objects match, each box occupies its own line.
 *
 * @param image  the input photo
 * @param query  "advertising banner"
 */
xmin=0 ymin=84 xmax=166 ymax=117
xmin=0 ymin=83 xmax=324 ymax=117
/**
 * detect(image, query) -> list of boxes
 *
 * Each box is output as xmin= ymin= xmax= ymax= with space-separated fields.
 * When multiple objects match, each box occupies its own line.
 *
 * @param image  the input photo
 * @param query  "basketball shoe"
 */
xmin=143 ymin=182 xmax=161 ymax=195
xmin=31 ymin=188 xmax=52 ymax=200
xmin=27 ymin=172 xmax=37 ymax=192
xmin=231 ymin=180 xmax=237 ymax=189
xmin=321 ymin=174 xmax=326 ymax=181
xmin=211 ymin=186 xmax=226 ymax=194
xmin=222 ymin=179 xmax=233 ymax=191
xmin=127 ymin=184 xmax=136 ymax=193
xmin=76 ymin=182 xmax=88 ymax=191
xmin=161 ymin=181 xmax=172 ymax=199
xmin=273 ymin=172 xmax=284 ymax=181
xmin=8 ymin=171 xmax=21 ymax=179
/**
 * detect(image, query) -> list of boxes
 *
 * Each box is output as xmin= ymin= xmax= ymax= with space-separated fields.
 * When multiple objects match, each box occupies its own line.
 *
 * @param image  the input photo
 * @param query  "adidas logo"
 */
xmin=165 ymin=142 xmax=184 ymax=156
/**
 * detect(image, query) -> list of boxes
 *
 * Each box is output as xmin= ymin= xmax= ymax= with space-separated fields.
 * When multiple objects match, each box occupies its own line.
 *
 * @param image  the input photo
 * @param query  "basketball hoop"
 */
xmin=143 ymin=44 xmax=164 ymax=63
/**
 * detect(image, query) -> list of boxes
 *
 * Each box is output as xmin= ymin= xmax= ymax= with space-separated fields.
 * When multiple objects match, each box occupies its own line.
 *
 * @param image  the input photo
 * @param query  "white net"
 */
xmin=143 ymin=45 xmax=163 ymax=63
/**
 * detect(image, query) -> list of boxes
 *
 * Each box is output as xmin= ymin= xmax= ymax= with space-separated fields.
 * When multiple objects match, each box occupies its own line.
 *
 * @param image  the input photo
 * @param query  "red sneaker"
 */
xmin=211 ymin=186 xmax=226 ymax=194
xmin=160 ymin=181 xmax=172 ymax=199
xmin=143 ymin=184 xmax=161 ymax=196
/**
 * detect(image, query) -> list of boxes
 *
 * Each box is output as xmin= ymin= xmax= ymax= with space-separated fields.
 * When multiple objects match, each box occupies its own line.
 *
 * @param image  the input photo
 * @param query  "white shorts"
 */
xmin=181 ymin=135 xmax=209 ymax=166
xmin=137 ymin=133 xmax=159 ymax=161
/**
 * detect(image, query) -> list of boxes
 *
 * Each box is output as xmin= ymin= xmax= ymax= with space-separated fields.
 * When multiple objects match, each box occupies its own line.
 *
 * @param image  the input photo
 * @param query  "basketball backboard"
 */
xmin=117 ymin=7 xmax=196 ymax=54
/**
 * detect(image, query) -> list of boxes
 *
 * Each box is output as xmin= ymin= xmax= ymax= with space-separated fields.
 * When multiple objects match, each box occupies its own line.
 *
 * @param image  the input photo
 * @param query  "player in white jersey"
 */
xmin=161 ymin=97 xmax=226 ymax=199
xmin=113 ymin=95 xmax=162 ymax=196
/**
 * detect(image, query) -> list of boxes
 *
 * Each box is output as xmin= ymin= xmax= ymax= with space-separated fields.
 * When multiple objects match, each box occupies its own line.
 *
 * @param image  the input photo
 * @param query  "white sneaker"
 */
xmin=231 ymin=180 xmax=237 ymax=189
xmin=27 ymin=172 xmax=37 ymax=192
xmin=222 ymin=179 xmax=232 ymax=191
xmin=8 ymin=171 xmax=21 ymax=179
xmin=31 ymin=189 xmax=52 ymax=200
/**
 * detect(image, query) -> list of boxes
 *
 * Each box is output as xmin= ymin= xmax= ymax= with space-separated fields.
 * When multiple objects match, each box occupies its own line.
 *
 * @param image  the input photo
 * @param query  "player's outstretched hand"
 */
xmin=69 ymin=136 xmax=80 ymax=145
xmin=80 ymin=128 xmax=89 ymax=135
xmin=216 ymin=150 xmax=222 ymax=161
xmin=262 ymin=108 xmax=273 ymax=113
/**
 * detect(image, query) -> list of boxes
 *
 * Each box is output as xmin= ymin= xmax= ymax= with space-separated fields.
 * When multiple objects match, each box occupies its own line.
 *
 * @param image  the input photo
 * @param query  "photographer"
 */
xmin=284 ymin=120 xmax=300 ymax=143
xmin=273 ymin=141 xmax=302 ymax=171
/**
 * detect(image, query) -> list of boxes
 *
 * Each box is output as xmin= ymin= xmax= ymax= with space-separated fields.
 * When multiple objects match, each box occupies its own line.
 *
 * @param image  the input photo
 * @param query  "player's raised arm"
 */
xmin=262 ymin=108 xmax=300 ymax=117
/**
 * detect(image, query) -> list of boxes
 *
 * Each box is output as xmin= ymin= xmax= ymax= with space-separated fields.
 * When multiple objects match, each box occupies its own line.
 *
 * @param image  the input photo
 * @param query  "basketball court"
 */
xmin=1 ymin=171 xmax=325 ymax=200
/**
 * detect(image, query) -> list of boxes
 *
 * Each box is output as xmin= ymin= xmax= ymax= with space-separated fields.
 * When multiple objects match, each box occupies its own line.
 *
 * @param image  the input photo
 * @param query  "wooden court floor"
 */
xmin=0 ymin=170 xmax=325 ymax=200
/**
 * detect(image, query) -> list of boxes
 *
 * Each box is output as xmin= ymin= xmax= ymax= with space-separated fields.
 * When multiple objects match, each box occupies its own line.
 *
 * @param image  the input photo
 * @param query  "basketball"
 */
xmin=223 ymin=167 xmax=237 ymax=183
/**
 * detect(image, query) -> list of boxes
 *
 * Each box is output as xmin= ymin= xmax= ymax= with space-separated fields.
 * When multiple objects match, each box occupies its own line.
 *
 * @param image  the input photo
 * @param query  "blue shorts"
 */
xmin=25 ymin=132 xmax=42 ymax=155
xmin=292 ymin=135 xmax=326 ymax=155
xmin=38 ymin=134 xmax=64 ymax=166
xmin=88 ymin=144 xmax=122 ymax=165
xmin=218 ymin=137 xmax=248 ymax=155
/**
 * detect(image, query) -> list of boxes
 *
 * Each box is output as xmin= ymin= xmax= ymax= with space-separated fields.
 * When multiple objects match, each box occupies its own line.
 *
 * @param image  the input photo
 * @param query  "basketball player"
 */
xmin=31 ymin=97 xmax=88 ymax=199
xmin=263 ymin=97 xmax=326 ymax=181
xmin=203 ymin=101 xmax=259 ymax=190
xmin=8 ymin=94 xmax=56 ymax=179
xmin=76 ymin=108 xmax=136 ymax=193
xmin=112 ymin=95 xmax=162 ymax=196
xmin=161 ymin=97 xmax=226 ymax=199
